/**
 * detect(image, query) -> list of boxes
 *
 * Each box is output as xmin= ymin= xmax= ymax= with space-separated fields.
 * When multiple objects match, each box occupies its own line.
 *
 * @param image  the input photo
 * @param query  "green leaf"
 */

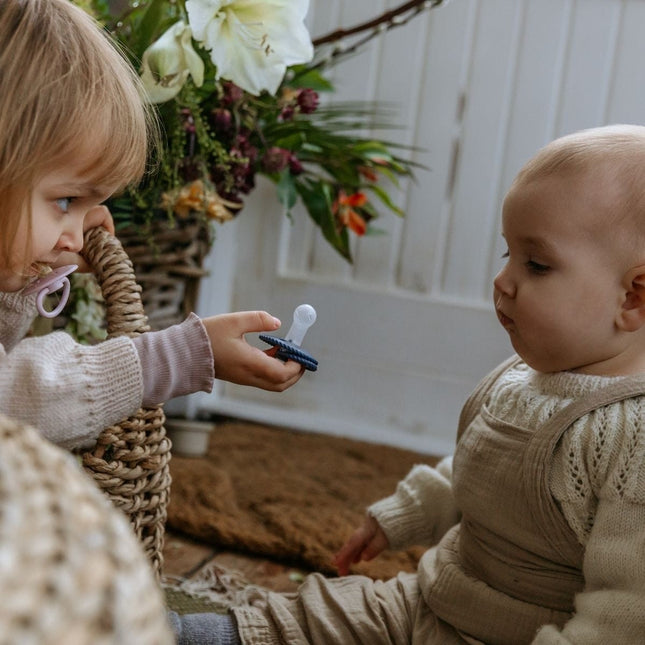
xmin=365 ymin=225 xmax=387 ymax=237
xmin=276 ymin=169 xmax=298 ymax=210
xmin=367 ymin=184 xmax=405 ymax=216
xmin=287 ymin=65 xmax=335 ymax=92
xmin=129 ymin=0 xmax=168 ymax=60
xmin=295 ymin=180 xmax=352 ymax=261
xmin=272 ymin=133 xmax=306 ymax=151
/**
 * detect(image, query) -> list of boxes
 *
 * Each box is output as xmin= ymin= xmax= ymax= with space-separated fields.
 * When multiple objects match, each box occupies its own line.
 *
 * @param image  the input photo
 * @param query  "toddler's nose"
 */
xmin=57 ymin=226 xmax=84 ymax=253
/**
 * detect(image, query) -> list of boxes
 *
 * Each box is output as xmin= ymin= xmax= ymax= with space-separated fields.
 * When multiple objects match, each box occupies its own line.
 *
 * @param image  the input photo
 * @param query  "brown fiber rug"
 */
xmin=167 ymin=421 xmax=439 ymax=580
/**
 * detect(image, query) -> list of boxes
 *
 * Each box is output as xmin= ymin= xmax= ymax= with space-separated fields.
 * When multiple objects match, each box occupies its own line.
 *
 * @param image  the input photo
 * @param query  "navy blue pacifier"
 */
xmin=260 ymin=304 xmax=318 ymax=371
xmin=23 ymin=264 xmax=78 ymax=318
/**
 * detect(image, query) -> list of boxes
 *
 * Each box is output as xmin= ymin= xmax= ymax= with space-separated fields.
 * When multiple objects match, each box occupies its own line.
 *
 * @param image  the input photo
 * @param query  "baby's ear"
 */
xmin=617 ymin=266 xmax=645 ymax=332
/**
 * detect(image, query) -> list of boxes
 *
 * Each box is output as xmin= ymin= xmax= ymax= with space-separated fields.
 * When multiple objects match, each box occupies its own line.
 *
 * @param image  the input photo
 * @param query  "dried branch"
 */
xmin=312 ymin=0 xmax=446 ymax=47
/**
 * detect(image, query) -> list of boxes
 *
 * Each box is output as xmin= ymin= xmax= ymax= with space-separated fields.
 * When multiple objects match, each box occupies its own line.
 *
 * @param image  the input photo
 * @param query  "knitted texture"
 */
xmin=485 ymin=363 xmax=645 ymax=542
xmin=0 ymin=321 xmax=143 ymax=450
xmin=0 ymin=413 xmax=173 ymax=644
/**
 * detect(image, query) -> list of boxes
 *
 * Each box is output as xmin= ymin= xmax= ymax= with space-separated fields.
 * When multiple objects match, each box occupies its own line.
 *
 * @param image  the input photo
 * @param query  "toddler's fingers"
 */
xmin=230 ymin=310 xmax=282 ymax=335
xmin=85 ymin=205 xmax=115 ymax=234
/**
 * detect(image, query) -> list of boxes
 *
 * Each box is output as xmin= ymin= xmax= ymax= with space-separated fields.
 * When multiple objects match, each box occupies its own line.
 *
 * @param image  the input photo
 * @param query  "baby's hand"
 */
xmin=201 ymin=311 xmax=304 ymax=391
xmin=332 ymin=515 xmax=389 ymax=576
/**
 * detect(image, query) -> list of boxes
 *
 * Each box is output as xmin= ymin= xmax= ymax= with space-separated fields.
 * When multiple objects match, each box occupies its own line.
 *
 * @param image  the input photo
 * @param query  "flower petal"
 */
xmin=140 ymin=21 xmax=204 ymax=102
xmin=187 ymin=0 xmax=313 ymax=95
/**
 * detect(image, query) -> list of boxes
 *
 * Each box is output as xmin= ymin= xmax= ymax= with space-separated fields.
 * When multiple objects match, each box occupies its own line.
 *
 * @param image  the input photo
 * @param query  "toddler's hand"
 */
xmin=332 ymin=515 xmax=389 ymax=576
xmin=55 ymin=205 xmax=116 ymax=272
xmin=201 ymin=311 xmax=304 ymax=391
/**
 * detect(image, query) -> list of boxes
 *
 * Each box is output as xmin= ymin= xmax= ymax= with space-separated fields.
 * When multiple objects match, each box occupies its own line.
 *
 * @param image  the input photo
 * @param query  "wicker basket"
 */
xmin=79 ymin=227 xmax=172 ymax=577
xmin=116 ymin=216 xmax=212 ymax=331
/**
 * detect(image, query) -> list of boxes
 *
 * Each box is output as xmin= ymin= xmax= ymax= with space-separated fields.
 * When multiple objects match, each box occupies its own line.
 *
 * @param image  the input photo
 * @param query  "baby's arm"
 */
xmin=369 ymin=457 xmax=459 ymax=549
xmin=334 ymin=456 xmax=459 ymax=575
xmin=333 ymin=514 xmax=389 ymax=575
xmin=533 ymin=495 xmax=645 ymax=644
xmin=534 ymin=409 xmax=645 ymax=645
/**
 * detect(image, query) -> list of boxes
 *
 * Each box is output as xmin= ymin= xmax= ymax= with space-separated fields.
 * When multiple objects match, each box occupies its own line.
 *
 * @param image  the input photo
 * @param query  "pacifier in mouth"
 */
xmin=23 ymin=264 xmax=78 ymax=318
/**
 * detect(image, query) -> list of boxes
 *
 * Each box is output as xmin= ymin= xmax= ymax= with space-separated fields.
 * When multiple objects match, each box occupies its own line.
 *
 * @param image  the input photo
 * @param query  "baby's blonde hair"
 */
xmin=0 ymin=0 xmax=158 ymax=268
xmin=513 ymin=125 xmax=645 ymax=241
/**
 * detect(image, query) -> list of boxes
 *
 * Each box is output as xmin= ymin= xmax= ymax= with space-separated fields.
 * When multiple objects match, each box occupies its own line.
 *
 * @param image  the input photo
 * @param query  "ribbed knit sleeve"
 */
xmin=132 ymin=313 xmax=214 ymax=406
xmin=0 ymin=289 xmax=143 ymax=449
xmin=0 ymin=291 xmax=39 ymax=352
xmin=0 ymin=331 xmax=143 ymax=450
xmin=368 ymin=456 xmax=459 ymax=549
xmin=533 ymin=395 xmax=645 ymax=644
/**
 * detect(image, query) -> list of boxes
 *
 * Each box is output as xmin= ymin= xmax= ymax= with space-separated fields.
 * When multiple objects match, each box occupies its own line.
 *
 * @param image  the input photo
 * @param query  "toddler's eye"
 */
xmin=55 ymin=197 xmax=73 ymax=213
xmin=500 ymin=250 xmax=509 ymax=259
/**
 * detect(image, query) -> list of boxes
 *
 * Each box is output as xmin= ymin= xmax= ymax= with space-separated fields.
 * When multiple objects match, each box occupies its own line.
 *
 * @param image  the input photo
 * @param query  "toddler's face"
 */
xmin=493 ymin=171 xmax=626 ymax=374
xmin=0 ymin=159 xmax=114 ymax=292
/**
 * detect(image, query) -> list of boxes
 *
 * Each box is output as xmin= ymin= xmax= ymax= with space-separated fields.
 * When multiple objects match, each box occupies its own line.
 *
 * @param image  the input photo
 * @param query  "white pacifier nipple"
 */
xmin=285 ymin=304 xmax=317 ymax=347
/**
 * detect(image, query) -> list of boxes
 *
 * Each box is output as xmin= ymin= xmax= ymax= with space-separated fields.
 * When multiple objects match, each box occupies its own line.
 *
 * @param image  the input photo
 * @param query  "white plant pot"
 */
xmin=165 ymin=418 xmax=213 ymax=457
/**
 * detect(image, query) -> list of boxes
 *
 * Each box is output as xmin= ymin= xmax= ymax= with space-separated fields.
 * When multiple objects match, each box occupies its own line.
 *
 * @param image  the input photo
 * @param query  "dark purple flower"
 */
xmin=262 ymin=147 xmax=291 ymax=174
xmin=288 ymin=154 xmax=304 ymax=175
xmin=221 ymin=81 xmax=244 ymax=107
xmin=233 ymin=133 xmax=258 ymax=164
xmin=297 ymin=88 xmax=319 ymax=114
xmin=178 ymin=157 xmax=201 ymax=182
xmin=280 ymin=104 xmax=295 ymax=121
xmin=211 ymin=108 xmax=233 ymax=133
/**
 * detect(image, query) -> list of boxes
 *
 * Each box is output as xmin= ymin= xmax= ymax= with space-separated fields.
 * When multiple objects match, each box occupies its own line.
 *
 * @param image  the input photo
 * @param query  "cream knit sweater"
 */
xmin=0 ymin=289 xmax=213 ymax=450
xmin=370 ymin=361 xmax=645 ymax=645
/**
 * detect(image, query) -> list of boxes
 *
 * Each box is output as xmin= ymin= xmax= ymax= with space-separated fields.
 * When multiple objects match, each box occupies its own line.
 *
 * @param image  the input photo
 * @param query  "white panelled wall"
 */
xmin=180 ymin=0 xmax=645 ymax=456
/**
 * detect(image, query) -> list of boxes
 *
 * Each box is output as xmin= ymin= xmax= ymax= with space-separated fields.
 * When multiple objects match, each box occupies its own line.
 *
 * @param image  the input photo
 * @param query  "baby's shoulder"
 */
xmin=564 ymin=395 xmax=645 ymax=502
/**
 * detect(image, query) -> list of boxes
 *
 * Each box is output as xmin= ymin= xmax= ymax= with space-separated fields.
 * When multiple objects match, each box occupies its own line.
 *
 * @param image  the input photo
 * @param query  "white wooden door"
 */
xmin=186 ymin=0 xmax=645 ymax=455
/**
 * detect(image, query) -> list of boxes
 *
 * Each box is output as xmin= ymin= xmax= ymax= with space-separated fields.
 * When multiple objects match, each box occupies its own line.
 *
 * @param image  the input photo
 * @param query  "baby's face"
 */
xmin=493 ymin=171 xmax=628 ymax=374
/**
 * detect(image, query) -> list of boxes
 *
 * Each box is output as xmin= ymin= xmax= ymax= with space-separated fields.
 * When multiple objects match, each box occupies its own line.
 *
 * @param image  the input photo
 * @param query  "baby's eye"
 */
xmin=526 ymin=259 xmax=550 ymax=275
xmin=55 ymin=197 xmax=74 ymax=213
xmin=500 ymin=249 xmax=509 ymax=259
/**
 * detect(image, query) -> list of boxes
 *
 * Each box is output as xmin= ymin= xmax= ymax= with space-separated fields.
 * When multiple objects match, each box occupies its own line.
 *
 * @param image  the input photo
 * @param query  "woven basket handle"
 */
xmin=81 ymin=227 xmax=150 ymax=338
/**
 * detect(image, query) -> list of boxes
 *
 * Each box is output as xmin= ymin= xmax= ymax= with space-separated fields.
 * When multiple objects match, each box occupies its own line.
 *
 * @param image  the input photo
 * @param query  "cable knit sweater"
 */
xmin=369 ymin=360 xmax=645 ymax=644
xmin=0 ymin=289 xmax=214 ymax=450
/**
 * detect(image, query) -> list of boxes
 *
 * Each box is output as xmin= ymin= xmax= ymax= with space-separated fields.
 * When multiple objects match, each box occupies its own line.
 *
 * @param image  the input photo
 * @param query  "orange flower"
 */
xmin=161 ymin=180 xmax=242 ymax=222
xmin=161 ymin=180 xmax=205 ymax=218
xmin=334 ymin=190 xmax=368 ymax=236
xmin=358 ymin=165 xmax=378 ymax=182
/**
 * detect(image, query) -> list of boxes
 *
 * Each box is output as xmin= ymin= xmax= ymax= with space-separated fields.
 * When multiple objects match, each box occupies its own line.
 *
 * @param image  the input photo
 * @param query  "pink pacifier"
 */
xmin=23 ymin=264 xmax=78 ymax=318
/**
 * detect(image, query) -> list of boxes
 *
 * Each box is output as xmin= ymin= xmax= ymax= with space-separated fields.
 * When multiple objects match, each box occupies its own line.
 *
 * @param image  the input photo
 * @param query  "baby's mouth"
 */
xmin=497 ymin=309 xmax=514 ymax=329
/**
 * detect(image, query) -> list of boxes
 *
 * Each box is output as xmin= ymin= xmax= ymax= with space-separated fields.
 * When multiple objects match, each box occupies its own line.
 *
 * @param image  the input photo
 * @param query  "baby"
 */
xmin=173 ymin=124 xmax=645 ymax=644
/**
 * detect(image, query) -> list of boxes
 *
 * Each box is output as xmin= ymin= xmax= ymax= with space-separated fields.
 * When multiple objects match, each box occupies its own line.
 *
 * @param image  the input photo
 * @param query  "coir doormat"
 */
xmin=167 ymin=421 xmax=440 ymax=580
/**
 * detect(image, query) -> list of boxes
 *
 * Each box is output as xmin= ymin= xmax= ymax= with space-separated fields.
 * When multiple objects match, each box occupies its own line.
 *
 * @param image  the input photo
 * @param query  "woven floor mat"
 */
xmin=168 ymin=421 xmax=438 ymax=580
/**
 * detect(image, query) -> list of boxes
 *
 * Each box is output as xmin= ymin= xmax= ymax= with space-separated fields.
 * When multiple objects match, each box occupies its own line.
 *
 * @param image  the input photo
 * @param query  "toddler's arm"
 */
xmin=201 ymin=311 xmax=304 ymax=391
xmin=0 ymin=291 xmax=302 ymax=449
xmin=133 ymin=311 xmax=303 ymax=406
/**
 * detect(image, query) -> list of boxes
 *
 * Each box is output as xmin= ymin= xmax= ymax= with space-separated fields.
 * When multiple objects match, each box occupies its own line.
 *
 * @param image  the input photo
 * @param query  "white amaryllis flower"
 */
xmin=140 ymin=21 xmax=205 ymax=103
xmin=186 ymin=0 xmax=313 ymax=96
